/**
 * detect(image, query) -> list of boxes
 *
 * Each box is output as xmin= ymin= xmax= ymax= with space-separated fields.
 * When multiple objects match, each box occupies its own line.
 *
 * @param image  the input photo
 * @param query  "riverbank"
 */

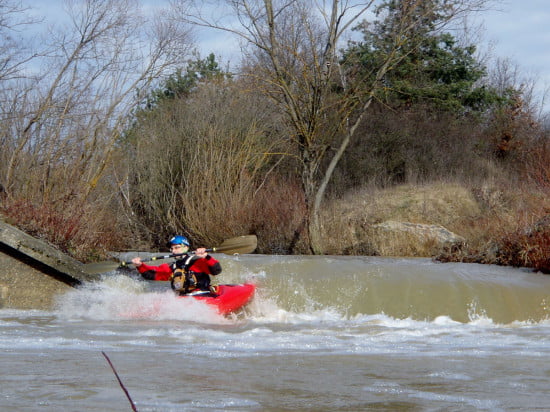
xmin=2 ymin=179 xmax=548 ymax=275
xmin=320 ymin=181 xmax=550 ymax=273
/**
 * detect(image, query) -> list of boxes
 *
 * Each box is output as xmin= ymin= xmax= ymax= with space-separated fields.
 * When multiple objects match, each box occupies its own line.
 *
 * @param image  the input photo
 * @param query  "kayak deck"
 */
xmin=180 ymin=283 xmax=256 ymax=315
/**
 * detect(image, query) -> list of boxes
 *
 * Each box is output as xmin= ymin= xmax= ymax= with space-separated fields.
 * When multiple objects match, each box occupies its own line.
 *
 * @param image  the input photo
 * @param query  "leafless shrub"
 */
xmin=249 ymin=175 xmax=308 ymax=254
xmin=126 ymin=80 xmax=286 ymax=248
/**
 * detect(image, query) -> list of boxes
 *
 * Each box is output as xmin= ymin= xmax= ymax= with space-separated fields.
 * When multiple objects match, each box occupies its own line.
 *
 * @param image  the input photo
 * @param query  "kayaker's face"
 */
xmin=170 ymin=244 xmax=189 ymax=256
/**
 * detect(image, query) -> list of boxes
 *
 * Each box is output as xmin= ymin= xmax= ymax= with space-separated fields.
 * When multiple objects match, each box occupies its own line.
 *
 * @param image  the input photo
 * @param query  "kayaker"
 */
xmin=131 ymin=235 xmax=222 ymax=295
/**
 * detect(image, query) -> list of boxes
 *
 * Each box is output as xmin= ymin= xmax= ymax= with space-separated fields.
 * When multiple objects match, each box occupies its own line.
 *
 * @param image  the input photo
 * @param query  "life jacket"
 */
xmin=169 ymin=255 xmax=211 ymax=295
xmin=170 ymin=255 xmax=194 ymax=294
xmin=171 ymin=268 xmax=197 ymax=294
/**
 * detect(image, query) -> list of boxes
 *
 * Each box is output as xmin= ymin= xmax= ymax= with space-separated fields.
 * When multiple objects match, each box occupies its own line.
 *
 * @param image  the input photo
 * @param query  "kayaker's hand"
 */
xmin=131 ymin=257 xmax=142 ymax=267
xmin=194 ymin=247 xmax=208 ymax=258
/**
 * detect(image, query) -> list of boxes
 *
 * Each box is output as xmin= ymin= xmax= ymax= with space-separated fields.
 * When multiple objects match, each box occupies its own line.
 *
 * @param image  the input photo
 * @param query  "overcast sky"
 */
xmin=24 ymin=0 xmax=550 ymax=114
xmin=482 ymin=0 xmax=550 ymax=74
xmin=476 ymin=0 xmax=550 ymax=113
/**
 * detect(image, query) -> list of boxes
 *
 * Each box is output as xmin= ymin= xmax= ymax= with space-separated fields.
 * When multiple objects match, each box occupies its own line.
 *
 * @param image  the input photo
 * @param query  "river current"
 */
xmin=1 ymin=255 xmax=550 ymax=411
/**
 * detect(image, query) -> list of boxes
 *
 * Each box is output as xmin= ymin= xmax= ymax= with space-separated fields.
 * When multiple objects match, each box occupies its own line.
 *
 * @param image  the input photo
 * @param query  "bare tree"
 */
xmin=0 ymin=0 xmax=41 ymax=82
xmin=0 ymin=0 xmax=194 ymax=257
xmin=1 ymin=0 xmax=192 ymax=206
xmin=174 ymin=0 xmax=491 ymax=254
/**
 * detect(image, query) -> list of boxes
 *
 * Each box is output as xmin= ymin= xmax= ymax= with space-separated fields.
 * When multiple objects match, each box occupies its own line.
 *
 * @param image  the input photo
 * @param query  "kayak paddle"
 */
xmin=81 ymin=235 xmax=257 ymax=274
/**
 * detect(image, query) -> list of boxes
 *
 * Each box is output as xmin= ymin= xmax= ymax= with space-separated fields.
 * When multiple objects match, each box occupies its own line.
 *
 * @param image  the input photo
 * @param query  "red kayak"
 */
xmin=181 ymin=283 xmax=256 ymax=315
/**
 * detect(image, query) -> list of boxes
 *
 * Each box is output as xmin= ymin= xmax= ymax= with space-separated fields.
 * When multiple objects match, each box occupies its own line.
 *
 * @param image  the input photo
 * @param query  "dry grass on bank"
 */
xmin=320 ymin=180 xmax=550 ymax=272
xmin=321 ymin=182 xmax=480 ymax=255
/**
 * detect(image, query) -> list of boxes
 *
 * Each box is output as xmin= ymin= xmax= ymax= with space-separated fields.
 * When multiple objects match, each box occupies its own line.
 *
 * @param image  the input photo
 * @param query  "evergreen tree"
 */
xmin=343 ymin=0 xmax=501 ymax=114
xmin=146 ymin=53 xmax=231 ymax=108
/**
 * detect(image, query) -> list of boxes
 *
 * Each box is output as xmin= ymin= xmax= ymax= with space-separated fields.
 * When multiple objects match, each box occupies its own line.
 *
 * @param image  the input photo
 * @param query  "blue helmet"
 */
xmin=168 ymin=235 xmax=190 ymax=247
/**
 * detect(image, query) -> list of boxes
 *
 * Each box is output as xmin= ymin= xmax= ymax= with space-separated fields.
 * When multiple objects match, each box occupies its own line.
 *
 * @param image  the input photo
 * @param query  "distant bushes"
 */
xmin=498 ymin=218 xmax=550 ymax=273
xmin=437 ymin=213 xmax=550 ymax=274
xmin=1 ymin=198 xmax=125 ymax=262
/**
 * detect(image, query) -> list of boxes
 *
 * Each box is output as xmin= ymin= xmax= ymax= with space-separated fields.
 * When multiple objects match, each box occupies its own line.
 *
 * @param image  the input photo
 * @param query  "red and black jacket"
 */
xmin=137 ymin=254 xmax=221 ymax=290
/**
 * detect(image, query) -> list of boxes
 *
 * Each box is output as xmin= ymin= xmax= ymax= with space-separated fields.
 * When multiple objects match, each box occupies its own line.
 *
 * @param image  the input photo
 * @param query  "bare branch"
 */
xmin=1 ymin=0 xmax=193 ymax=205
